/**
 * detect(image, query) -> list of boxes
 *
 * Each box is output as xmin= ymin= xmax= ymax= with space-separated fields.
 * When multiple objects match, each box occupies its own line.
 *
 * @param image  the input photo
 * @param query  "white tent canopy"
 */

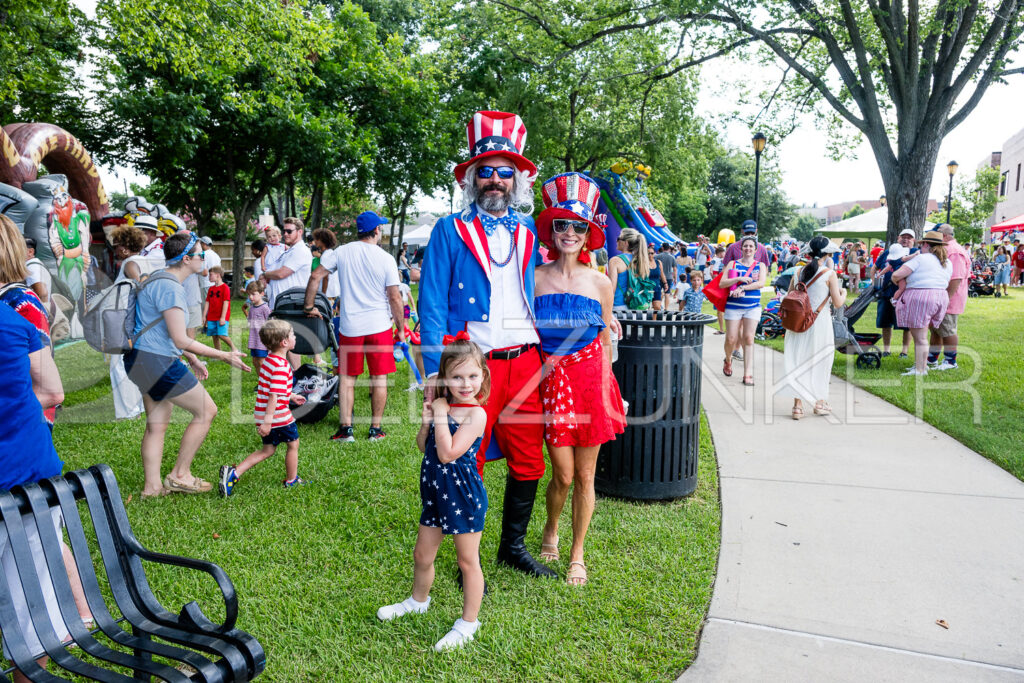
xmin=401 ymin=221 xmax=434 ymax=246
xmin=816 ymin=206 xmax=934 ymax=241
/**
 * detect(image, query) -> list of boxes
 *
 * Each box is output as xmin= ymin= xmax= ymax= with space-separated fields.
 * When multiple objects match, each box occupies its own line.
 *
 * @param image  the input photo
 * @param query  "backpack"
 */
xmin=82 ymin=270 xmax=177 ymax=354
xmin=625 ymin=269 xmax=656 ymax=310
xmin=779 ymin=269 xmax=830 ymax=333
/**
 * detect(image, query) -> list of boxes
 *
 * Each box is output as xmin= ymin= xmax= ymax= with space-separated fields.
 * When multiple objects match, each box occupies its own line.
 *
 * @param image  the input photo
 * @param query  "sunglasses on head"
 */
xmin=552 ymin=219 xmax=589 ymax=235
xmin=476 ymin=166 xmax=516 ymax=180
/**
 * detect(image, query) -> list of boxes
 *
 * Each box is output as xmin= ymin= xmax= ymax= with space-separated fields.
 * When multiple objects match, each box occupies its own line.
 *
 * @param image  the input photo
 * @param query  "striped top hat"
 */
xmin=454 ymin=111 xmax=537 ymax=186
xmin=536 ymin=172 xmax=606 ymax=256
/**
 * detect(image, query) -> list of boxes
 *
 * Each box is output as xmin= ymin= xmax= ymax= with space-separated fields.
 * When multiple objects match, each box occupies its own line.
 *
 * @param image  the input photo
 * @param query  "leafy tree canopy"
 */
xmin=928 ymin=166 xmax=1002 ymax=245
xmin=702 ymin=148 xmax=794 ymax=243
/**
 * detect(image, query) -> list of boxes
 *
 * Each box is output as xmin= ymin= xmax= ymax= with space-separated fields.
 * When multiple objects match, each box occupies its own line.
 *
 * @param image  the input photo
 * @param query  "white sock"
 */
xmin=434 ymin=618 xmax=479 ymax=652
xmin=376 ymin=596 xmax=430 ymax=622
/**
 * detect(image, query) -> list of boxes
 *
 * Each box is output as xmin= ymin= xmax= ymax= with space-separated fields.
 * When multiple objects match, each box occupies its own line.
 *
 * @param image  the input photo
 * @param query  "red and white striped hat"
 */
xmin=454 ymin=111 xmax=537 ymax=185
xmin=536 ymin=172 xmax=606 ymax=253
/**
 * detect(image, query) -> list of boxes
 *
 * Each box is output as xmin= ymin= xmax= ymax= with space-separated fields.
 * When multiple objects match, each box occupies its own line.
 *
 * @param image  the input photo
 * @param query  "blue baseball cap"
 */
xmin=741 ymin=219 xmax=757 ymax=233
xmin=357 ymin=211 xmax=388 ymax=234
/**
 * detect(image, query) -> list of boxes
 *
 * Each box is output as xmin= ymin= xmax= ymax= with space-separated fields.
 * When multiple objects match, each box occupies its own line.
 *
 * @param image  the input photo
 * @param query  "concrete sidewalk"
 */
xmin=680 ymin=333 xmax=1024 ymax=682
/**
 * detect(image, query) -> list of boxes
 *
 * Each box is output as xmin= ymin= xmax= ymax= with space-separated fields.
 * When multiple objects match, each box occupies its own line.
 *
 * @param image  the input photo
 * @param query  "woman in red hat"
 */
xmin=533 ymin=172 xmax=626 ymax=587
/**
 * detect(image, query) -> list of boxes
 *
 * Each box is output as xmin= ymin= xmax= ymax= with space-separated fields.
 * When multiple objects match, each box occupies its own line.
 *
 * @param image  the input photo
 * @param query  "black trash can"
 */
xmin=596 ymin=310 xmax=715 ymax=501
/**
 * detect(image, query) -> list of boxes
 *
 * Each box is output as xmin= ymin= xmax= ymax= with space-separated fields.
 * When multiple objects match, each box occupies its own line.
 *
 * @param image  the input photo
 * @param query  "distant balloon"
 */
xmin=717 ymin=228 xmax=736 ymax=245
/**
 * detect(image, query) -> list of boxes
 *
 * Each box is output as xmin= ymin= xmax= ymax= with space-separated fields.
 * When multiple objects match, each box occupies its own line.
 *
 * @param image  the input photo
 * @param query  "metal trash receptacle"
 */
xmin=596 ymin=310 xmax=715 ymax=500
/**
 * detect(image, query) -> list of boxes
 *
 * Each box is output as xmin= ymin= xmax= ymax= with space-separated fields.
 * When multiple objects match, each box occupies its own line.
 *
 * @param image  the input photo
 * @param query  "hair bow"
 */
xmin=442 ymin=331 xmax=472 ymax=345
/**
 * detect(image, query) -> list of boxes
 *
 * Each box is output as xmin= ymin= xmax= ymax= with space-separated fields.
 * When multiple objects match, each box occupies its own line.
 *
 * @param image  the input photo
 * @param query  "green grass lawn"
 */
xmin=755 ymin=286 xmax=1024 ymax=481
xmin=45 ymin=308 xmax=721 ymax=680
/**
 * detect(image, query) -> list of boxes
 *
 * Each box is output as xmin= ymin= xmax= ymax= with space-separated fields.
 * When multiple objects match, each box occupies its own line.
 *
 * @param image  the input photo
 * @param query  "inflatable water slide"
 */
xmin=594 ymin=162 xmax=680 ymax=257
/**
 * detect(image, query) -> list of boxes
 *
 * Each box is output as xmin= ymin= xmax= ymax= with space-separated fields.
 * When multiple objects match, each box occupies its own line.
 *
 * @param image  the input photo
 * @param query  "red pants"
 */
xmin=477 ymin=346 xmax=545 ymax=481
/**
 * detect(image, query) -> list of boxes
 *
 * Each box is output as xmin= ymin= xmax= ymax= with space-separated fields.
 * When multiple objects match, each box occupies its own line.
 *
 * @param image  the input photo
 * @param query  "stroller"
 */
xmin=968 ymin=266 xmax=997 ymax=297
xmin=757 ymin=297 xmax=785 ymax=340
xmin=832 ymin=286 xmax=883 ymax=369
xmin=271 ymin=287 xmax=341 ymax=423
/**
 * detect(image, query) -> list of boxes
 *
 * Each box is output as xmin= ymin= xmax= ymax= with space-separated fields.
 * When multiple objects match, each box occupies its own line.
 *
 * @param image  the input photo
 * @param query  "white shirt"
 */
xmin=905 ymin=252 xmax=952 ymax=289
xmin=266 ymin=241 xmax=312 ymax=308
xmin=201 ymin=248 xmax=221 ymax=287
xmin=25 ymin=258 xmax=51 ymax=294
xmin=321 ymin=240 xmax=399 ymax=336
xmin=465 ymin=220 xmax=539 ymax=352
xmin=140 ymin=239 xmax=165 ymax=271
xmin=321 ymin=248 xmax=341 ymax=298
xmin=263 ymin=243 xmax=286 ymax=271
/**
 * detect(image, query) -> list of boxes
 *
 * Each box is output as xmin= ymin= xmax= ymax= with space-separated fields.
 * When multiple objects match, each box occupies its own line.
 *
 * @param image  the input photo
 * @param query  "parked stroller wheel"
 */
xmin=856 ymin=353 xmax=881 ymax=370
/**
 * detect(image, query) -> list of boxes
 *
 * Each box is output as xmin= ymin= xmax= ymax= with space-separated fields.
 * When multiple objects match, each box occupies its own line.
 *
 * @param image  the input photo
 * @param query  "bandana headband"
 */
xmin=165 ymin=233 xmax=198 ymax=265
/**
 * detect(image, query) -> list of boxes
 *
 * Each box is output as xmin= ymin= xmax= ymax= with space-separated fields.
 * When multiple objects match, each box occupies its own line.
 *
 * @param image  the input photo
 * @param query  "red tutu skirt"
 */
xmin=541 ymin=338 xmax=626 ymax=448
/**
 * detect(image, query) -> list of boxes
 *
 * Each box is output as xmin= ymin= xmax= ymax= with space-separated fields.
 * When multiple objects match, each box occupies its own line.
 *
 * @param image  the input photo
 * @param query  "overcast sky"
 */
xmin=75 ymin=0 xmax=1021 ymax=215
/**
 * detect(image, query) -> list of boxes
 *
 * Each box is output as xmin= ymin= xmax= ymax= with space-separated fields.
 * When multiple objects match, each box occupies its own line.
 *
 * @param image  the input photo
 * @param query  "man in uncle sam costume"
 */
xmin=419 ymin=110 xmax=556 ymax=579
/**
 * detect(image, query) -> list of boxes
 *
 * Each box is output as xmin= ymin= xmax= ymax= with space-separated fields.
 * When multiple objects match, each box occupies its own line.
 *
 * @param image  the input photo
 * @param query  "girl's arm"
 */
xmin=417 ymin=401 xmax=431 ymax=453
xmin=433 ymin=404 xmax=487 ymax=464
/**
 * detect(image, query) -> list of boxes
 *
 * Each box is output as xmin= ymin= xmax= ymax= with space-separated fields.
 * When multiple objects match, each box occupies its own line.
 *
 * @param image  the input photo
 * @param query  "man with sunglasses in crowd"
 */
xmin=419 ymin=110 xmax=557 ymax=580
xmin=261 ymin=217 xmax=312 ymax=366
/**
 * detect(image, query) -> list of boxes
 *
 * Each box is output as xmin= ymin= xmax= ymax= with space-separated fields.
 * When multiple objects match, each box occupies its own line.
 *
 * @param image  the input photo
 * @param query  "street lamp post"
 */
xmin=752 ymin=133 xmax=766 ymax=224
xmin=946 ymin=160 xmax=958 ymax=223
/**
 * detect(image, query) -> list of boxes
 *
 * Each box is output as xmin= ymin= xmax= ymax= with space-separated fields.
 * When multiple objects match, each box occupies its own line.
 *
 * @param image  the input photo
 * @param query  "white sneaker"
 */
xmin=901 ymin=368 xmax=928 ymax=376
xmin=933 ymin=361 xmax=958 ymax=371
xmin=434 ymin=618 xmax=479 ymax=652
xmin=377 ymin=596 xmax=430 ymax=621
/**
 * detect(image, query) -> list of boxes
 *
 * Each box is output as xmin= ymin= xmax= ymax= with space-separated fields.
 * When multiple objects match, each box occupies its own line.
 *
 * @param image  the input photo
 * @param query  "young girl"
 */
xmin=377 ymin=335 xmax=489 ymax=652
xmin=245 ymin=280 xmax=271 ymax=375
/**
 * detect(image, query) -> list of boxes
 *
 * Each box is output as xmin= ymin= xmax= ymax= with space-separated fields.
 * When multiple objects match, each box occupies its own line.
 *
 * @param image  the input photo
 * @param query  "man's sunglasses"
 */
xmin=282 ymin=228 xmax=298 ymax=234
xmin=552 ymin=219 xmax=589 ymax=235
xmin=476 ymin=166 xmax=516 ymax=180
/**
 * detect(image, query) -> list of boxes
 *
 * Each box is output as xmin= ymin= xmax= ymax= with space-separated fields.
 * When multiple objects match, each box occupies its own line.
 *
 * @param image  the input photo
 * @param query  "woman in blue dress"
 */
xmin=533 ymin=172 xmax=626 ymax=587
xmin=377 ymin=334 xmax=489 ymax=652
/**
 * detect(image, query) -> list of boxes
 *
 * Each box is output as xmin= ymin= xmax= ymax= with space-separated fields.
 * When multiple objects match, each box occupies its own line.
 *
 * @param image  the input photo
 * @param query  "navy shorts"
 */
xmin=261 ymin=422 xmax=299 ymax=446
xmin=124 ymin=349 xmax=198 ymax=402
xmin=875 ymin=298 xmax=906 ymax=330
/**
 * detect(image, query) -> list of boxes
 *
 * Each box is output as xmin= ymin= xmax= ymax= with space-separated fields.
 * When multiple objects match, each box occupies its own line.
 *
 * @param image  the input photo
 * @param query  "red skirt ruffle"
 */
xmin=541 ymin=338 xmax=626 ymax=448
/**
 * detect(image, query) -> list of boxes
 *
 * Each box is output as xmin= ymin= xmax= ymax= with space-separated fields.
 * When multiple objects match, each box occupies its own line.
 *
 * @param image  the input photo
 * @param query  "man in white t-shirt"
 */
xmin=199 ymin=236 xmax=221 ymax=293
xmin=23 ymin=237 xmax=52 ymax=307
xmin=305 ymin=212 xmax=405 ymax=442
xmin=261 ymin=217 xmax=312 ymax=308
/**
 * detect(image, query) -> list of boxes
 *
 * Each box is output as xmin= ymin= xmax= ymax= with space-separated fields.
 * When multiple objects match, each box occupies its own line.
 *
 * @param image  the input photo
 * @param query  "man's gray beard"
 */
xmin=478 ymin=190 xmax=511 ymax=214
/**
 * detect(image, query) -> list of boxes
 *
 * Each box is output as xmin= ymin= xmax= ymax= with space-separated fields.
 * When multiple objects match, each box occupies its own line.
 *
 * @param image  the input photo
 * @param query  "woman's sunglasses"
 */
xmin=552 ymin=219 xmax=589 ymax=235
xmin=476 ymin=166 xmax=516 ymax=180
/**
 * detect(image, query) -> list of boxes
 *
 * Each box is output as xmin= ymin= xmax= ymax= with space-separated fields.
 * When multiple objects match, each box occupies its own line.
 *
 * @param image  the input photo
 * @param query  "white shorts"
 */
xmin=724 ymin=306 xmax=761 ymax=321
xmin=1 ymin=508 xmax=70 ymax=660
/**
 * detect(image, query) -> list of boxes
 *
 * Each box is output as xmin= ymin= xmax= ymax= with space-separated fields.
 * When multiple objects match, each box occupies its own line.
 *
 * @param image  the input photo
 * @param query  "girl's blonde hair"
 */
xmin=437 ymin=338 xmax=490 ymax=404
xmin=618 ymin=228 xmax=649 ymax=278
xmin=0 ymin=215 xmax=28 ymax=283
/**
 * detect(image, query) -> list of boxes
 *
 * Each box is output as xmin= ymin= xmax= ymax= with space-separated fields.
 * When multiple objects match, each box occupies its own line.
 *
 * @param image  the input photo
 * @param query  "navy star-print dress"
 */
xmin=419 ymin=416 xmax=488 ymax=535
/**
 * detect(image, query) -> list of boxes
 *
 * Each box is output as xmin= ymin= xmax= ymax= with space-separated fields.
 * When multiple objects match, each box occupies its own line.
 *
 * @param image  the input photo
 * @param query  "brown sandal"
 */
xmin=566 ymin=561 xmax=588 ymax=586
xmin=163 ymin=474 xmax=213 ymax=494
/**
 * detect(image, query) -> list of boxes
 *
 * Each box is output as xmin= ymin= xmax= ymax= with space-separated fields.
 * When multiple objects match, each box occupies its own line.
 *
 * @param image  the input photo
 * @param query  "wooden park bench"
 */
xmin=0 ymin=464 xmax=265 ymax=682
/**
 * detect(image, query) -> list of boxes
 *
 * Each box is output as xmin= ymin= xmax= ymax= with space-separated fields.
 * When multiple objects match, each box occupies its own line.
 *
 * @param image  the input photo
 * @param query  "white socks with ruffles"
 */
xmin=376 ymin=596 xmax=430 ymax=621
xmin=434 ymin=617 xmax=480 ymax=652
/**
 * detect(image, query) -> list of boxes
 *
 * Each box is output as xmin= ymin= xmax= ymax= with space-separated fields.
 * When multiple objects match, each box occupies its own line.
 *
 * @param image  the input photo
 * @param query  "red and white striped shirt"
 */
xmin=254 ymin=354 xmax=295 ymax=428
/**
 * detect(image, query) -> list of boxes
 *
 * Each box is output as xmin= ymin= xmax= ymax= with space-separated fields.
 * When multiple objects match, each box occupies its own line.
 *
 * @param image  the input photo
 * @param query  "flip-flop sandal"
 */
xmin=566 ymin=561 xmax=588 ymax=587
xmin=163 ymin=474 xmax=213 ymax=494
xmin=723 ymin=359 xmax=733 ymax=377
xmin=539 ymin=535 xmax=559 ymax=562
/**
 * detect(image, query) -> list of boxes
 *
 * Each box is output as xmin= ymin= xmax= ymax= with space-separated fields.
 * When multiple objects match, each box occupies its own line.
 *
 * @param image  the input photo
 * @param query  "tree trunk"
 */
xmin=395 ymin=182 xmax=414 ymax=256
xmin=231 ymin=208 xmax=254 ymax=298
xmin=881 ymin=140 xmax=942 ymax=243
xmin=305 ymin=183 xmax=324 ymax=230
xmin=287 ymin=175 xmax=296 ymax=217
xmin=268 ymin=193 xmax=283 ymax=229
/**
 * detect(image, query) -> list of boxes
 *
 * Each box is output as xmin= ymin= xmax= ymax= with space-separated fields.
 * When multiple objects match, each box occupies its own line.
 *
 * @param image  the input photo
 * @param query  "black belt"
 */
xmin=486 ymin=343 xmax=536 ymax=361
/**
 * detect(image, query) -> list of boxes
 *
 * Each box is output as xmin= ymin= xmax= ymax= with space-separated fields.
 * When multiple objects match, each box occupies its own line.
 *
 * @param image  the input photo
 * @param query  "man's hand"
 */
xmin=305 ymin=307 xmax=323 ymax=319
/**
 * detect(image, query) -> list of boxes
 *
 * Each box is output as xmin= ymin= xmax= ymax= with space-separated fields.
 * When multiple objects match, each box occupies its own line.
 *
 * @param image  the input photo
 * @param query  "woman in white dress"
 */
xmin=783 ymin=236 xmax=846 ymax=419
xmin=110 ymin=225 xmax=154 ymax=419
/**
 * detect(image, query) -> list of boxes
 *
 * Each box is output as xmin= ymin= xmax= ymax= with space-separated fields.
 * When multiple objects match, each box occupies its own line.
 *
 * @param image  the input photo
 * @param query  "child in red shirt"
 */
xmin=219 ymin=319 xmax=307 ymax=495
xmin=202 ymin=266 xmax=237 ymax=351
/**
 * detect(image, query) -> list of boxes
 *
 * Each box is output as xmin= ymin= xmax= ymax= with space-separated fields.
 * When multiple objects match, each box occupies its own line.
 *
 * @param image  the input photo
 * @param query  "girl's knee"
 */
xmin=456 ymin=551 xmax=481 ymax=574
xmin=413 ymin=545 xmax=434 ymax=568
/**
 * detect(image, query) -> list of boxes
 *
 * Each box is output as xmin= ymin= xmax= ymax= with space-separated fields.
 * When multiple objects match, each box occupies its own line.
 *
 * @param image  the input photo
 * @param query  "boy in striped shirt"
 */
xmin=219 ymin=320 xmax=307 ymax=495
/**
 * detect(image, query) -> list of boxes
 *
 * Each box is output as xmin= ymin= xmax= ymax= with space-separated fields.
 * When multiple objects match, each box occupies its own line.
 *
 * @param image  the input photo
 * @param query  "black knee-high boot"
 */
xmin=496 ymin=475 xmax=557 ymax=578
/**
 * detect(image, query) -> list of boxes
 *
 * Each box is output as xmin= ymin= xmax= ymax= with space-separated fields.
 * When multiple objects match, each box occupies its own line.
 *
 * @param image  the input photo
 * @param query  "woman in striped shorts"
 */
xmin=721 ymin=236 xmax=767 ymax=385
xmin=891 ymin=231 xmax=952 ymax=376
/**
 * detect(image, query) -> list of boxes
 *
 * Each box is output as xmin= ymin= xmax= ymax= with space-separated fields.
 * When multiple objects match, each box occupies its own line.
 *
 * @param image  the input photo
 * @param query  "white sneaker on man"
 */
xmin=434 ymin=618 xmax=479 ymax=652
xmin=901 ymin=367 xmax=928 ymax=376
xmin=933 ymin=361 xmax=958 ymax=371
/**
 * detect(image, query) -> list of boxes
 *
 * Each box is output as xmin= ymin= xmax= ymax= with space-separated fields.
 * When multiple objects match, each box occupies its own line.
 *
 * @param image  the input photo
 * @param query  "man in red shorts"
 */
xmin=304 ymin=211 xmax=406 ymax=442
xmin=419 ymin=110 xmax=557 ymax=578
